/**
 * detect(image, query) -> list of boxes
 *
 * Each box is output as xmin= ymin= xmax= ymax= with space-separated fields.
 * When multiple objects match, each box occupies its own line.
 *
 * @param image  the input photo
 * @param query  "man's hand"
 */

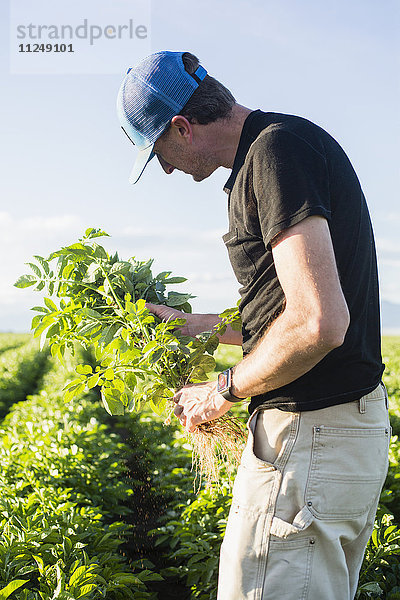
xmin=146 ymin=303 xmax=194 ymax=336
xmin=173 ymin=380 xmax=233 ymax=432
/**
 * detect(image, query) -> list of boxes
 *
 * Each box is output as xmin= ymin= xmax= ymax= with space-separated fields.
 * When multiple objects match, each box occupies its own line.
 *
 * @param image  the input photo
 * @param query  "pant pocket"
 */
xmin=305 ymin=425 xmax=390 ymax=520
xmin=262 ymin=535 xmax=315 ymax=600
xmin=232 ymin=462 xmax=279 ymax=512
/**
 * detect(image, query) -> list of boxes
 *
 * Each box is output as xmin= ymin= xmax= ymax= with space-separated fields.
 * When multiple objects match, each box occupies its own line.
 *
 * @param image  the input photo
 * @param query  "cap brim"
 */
xmin=129 ymin=144 xmax=155 ymax=184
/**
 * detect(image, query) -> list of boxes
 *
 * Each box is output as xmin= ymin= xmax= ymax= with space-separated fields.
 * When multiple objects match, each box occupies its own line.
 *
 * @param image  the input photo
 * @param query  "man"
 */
xmin=117 ymin=51 xmax=390 ymax=600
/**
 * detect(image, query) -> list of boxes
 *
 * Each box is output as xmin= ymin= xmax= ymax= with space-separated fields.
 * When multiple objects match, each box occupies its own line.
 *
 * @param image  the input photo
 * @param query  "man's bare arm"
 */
xmin=145 ymin=305 xmax=243 ymax=345
xmin=230 ymin=215 xmax=350 ymax=398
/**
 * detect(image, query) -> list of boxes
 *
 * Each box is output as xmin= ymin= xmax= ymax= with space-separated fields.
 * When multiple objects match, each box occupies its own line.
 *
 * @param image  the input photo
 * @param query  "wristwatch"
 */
xmin=217 ymin=368 xmax=243 ymax=403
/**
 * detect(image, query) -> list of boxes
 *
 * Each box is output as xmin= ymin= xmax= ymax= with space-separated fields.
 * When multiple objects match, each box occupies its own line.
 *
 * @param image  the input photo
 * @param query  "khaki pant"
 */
xmin=217 ymin=383 xmax=391 ymax=600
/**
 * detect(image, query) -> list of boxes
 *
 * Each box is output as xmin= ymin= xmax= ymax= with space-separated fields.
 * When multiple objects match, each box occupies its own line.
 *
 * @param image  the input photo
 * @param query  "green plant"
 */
xmin=15 ymin=228 xmax=245 ymax=485
xmin=14 ymin=228 xmax=226 ymax=414
xmin=0 ymin=354 xmax=160 ymax=599
xmin=0 ymin=339 xmax=49 ymax=418
xmin=356 ymin=514 xmax=400 ymax=599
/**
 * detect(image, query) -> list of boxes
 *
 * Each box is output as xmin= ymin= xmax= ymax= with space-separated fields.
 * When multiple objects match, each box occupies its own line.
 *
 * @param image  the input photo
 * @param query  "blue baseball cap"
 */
xmin=117 ymin=51 xmax=207 ymax=184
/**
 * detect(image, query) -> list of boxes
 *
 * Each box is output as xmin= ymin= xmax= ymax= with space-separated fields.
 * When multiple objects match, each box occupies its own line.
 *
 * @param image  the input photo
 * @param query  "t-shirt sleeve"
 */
xmin=251 ymin=128 xmax=331 ymax=247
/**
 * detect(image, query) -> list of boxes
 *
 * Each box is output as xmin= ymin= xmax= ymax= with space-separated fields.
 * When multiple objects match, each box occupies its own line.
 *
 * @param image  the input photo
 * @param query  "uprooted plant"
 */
xmin=15 ymin=228 xmax=246 ymax=487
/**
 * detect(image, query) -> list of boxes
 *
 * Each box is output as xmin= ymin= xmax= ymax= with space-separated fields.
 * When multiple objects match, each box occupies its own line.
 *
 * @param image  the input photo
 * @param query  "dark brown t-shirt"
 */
xmin=223 ymin=110 xmax=384 ymax=413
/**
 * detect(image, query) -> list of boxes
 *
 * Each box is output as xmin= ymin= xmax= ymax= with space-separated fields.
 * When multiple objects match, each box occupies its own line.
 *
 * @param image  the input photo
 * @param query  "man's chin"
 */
xmin=192 ymin=174 xmax=207 ymax=182
xmin=191 ymin=170 xmax=215 ymax=182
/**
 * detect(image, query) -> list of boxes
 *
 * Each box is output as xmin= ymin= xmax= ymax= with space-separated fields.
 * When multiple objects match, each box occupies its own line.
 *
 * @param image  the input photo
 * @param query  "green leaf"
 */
xmin=79 ymin=308 xmax=103 ymax=320
xmin=103 ymin=368 xmax=114 ymax=380
xmin=124 ymin=373 xmax=137 ymax=392
xmin=149 ymin=347 xmax=164 ymax=364
xmin=31 ymin=314 xmax=42 ymax=329
xmin=34 ymin=319 xmax=51 ymax=338
xmin=76 ymin=364 xmax=93 ymax=375
xmin=113 ymin=378 xmax=125 ymax=393
xmin=93 ymin=245 xmax=108 ymax=259
xmin=110 ymin=262 xmax=131 ymax=276
xmin=166 ymin=292 xmax=193 ymax=307
xmin=25 ymin=262 xmax=42 ymax=277
xmin=46 ymin=322 xmax=60 ymax=339
xmin=164 ymin=277 xmax=187 ymax=284
xmin=143 ymin=340 xmax=157 ymax=355
xmin=65 ymin=243 xmax=88 ymax=255
xmin=180 ymin=302 xmax=192 ymax=313
xmin=14 ymin=274 xmax=37 ymax=288
xmin=76 ymin=584 xmax=98 ymax=598
xmin=31 ymin=306 xmax=50 ymax=313
xmin=155 ymin=271 xmax=171 ymax=280
xmin=33 ymin=555 xmax=44 ymax=574
xmin=33 ymin=255 xmax=50 ymax=274
xmin=68 ymin=566 xmax=87 ymax=587
xmin=87 ymin=374 xmax=100 ymax=389
xmin=371 ymin=529 xmax=379 ymax=547
xmin=149 ymin=397 xmax=167 ymax=416
xmin=198 ymin=354 xmax=216 ymax=372
xmin=101 ymin=323 xmax=120 ymax=347
xmin=0 ymin=580 xmax=29 ymax=599
xmin=63 ymin=536 xmax=73 ymax=555
xmin=357 ymin=582 xmax=382 ymax=593
xmin=77 ymin=322 xmax=102 ymax=337
xmin=62 ymin=263 xmax=75 ymax=280
xmin=111 ymin=573 xmax=142 ymax=585
xmin=64 ymin=383 xmax=85 ymax=403
xmin=64 ymin=378 xmax=84 ymax=391
xmin=83 ymin=227 xmax=110 ymax=240
xmin=101 ymin=388 xmax=124 ymax=415
xmin=205 ymin=334 xmax=219 ymax=354
xmin=82 ymin=263 xmax=102 ymax=284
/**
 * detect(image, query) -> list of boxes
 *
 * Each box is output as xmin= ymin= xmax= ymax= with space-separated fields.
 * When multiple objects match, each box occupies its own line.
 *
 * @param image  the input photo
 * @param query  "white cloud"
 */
xmin=376 ymin=238 xmax=400 ymax=254
xmin=0 ymin=212 xmax=83 ymax=245
xmin=376 ymin=212 xmax=400 ymax=223
xmin=380 ymin=258 xmax=400 ymax=268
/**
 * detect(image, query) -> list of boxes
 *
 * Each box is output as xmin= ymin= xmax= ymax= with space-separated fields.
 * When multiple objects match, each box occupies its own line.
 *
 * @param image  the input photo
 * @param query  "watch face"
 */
xmin=217 ymin=370 xmax=229 ymax=392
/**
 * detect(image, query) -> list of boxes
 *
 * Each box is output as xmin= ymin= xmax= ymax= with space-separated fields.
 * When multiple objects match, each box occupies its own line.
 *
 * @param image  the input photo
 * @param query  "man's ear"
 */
xmin=170 ymin=115 xmax=193 ymax=142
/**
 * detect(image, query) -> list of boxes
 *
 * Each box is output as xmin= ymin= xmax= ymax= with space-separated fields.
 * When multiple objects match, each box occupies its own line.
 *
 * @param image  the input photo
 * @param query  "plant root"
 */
xmin=188 ymin=415 xmax=247 ymax=492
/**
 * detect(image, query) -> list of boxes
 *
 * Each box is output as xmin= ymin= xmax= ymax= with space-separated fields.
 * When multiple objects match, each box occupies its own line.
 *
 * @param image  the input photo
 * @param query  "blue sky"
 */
xmin=1 ymin=0 xmax=399 ymax=331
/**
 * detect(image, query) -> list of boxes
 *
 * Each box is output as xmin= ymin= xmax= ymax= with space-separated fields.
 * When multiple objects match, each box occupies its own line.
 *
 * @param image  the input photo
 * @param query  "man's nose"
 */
xmin=157 ymin=155 xmax=175 ymax=175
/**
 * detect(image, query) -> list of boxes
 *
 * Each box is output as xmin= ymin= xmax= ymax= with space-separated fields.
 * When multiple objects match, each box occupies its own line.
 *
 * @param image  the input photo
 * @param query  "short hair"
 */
xmin=179 ymin=52 xmax=236 ymax=124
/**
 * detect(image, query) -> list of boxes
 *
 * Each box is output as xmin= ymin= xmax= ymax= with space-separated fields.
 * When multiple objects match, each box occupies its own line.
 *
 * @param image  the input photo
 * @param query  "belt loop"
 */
xmin=359 ymin=396 xmax=366 ymax=414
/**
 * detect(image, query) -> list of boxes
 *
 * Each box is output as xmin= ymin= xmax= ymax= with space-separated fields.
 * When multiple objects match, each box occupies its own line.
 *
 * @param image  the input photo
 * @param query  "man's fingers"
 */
xmin=185 ymin=416 xmax=198 ymax=433
xmin=175 ymin=408 xmax=186 ymax=427
xmin=174 ymin=404 xmax=183 ymax=417
xmin=173 ymin=392 xmax=181 ymax=404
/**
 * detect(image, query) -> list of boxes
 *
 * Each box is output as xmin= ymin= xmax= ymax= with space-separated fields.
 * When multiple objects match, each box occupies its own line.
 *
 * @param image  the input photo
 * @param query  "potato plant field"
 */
xmin=0 ymin=333 xmax=399 ymax=599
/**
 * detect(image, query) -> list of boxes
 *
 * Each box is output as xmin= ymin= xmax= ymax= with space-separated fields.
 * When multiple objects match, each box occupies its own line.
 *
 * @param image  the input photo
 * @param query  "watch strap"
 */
xmin=220 ymin=387 xmax=243 ymax=403
xmin=217 ymin=368 xmax=243 ymax=403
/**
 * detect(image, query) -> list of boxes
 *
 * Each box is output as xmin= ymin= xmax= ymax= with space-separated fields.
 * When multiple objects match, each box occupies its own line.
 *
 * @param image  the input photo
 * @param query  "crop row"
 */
xmin=0 ymin=335 xmax=399 ymax=598
xmin=0 ymin=334 xmax=30 ymax=355
xmin=0 ymin=354 xmax=161 ymax=600
xmin=0 ymin=339 xmax=49 ymax=419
